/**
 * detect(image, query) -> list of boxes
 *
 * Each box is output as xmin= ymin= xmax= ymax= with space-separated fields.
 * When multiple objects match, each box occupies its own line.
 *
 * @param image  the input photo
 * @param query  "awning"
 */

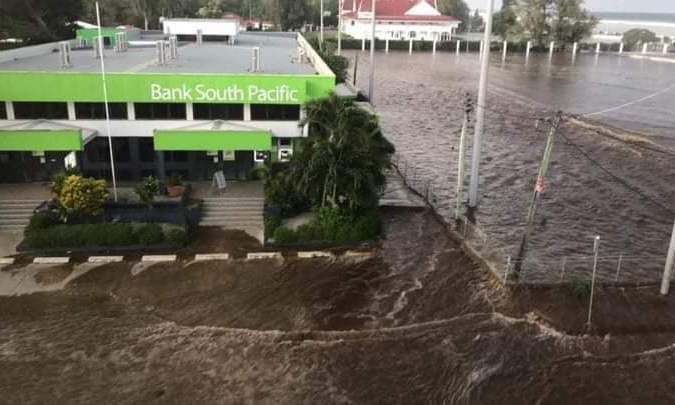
xmin=153 ymin=120 xmax=273 ymax=151
xmin=0 ymin=120 xmax=97 ymax=152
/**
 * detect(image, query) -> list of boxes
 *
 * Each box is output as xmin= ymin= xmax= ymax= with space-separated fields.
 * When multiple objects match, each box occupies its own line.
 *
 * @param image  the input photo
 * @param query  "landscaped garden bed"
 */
xmin=261 ymin=95 xmax=394 ymax=247
xmin=17 ymin=171 xmax=199 ymax=254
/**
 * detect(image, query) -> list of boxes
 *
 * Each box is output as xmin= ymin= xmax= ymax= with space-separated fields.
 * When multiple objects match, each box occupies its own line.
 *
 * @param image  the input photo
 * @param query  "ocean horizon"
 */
xmin=593 ymin=12 xmax=675 ymax=36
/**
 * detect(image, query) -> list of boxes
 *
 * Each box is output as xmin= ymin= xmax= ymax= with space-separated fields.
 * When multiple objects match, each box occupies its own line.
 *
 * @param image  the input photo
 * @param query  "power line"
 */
xmin=582 ymin=82 xmax=675 ymax=118
xmin=558 ymin=130 xmax=675 ymax=216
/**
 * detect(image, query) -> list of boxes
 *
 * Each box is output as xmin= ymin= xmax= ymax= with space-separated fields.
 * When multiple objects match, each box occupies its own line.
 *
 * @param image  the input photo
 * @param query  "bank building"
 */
xmin=0 ymin=18 xmax=335 ymax=182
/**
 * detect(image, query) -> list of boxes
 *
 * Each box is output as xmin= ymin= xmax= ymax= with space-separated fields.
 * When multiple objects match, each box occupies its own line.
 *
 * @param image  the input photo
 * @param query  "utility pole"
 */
xmin=320 ymin=0 xmax=324 ymax=45
xmin=337 ymin=0 xmax=343 ymax=55
xmin=456 ymin=94 xmax=473 ymax=220
xmin=660 ymin=220 xmax=675 ymax=295
xmin=368 ymin=0 xmax=376 ymax=104
xmin=468 ymin=0 xmax=494 ymax=207
xmin=512 ymin=113 xmax=563 ymax=278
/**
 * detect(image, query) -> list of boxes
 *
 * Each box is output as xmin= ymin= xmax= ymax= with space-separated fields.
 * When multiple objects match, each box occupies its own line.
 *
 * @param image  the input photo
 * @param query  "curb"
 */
xmin=88 ymin=256 xmax=124 ymax=263
xmin=246 ymin=252 xmax=283 ymax=260
xmin=0 ymin=257 xmax=15 ymax=265
xmin=298 ymin=251 xmax=334 ymax=259
xmin=194 ymin=253 xmax=230 ymax=261
xmin=141 ymin=255 xmax=177 ymax=263
xmin=33 ymin=257 xmax=70 ymax=264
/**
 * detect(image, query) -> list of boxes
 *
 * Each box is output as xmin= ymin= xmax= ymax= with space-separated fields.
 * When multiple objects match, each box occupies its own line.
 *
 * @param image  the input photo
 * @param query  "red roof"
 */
xmin=342 ymin=0 xmax=458 ymax=22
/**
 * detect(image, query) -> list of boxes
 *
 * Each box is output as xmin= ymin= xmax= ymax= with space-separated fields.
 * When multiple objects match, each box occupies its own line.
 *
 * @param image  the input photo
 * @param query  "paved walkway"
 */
xmin=0 ymin=182 xmax=52 ymax=200
xmin=0 ymin=231 xmax=22 ymax=257
xmin=379 ymin=172 xmax=426 ymax=208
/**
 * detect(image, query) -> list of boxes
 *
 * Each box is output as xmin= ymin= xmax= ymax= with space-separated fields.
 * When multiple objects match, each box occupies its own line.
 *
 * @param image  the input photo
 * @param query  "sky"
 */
xmin=463 ymin=0 xmax=674 ymax=13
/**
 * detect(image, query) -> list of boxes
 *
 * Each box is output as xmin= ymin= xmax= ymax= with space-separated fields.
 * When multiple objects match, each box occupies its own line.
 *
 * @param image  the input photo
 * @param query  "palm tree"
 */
xmin=292 ymin=94 xmax=395 ymax=211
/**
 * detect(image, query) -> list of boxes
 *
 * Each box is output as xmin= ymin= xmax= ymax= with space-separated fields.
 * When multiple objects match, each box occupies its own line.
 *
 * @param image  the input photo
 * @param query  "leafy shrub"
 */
xmin=563 ymin=279 xmax=591 ymax=304
xmin=295 ymin=222 xmax=323 ymax=241
xmin=25 ymin=223 xmax=137 ymax=249
xmin=135 ymin=176 xmax=161 ymax=207
xmin=51 ymin=166 xmax=81 ymax=195
xmin=136 ymin=223 xmax=164 ymax=246
xmin=25 ymin=210 xmax=60 ymax=235
xmin=166 ymin=228 xmax=188 ymax=246
xmin=317 ymin=207 xmax=382 ymax=242
xmin=274 ymin=227 xmax=299 ymax=244
xmin=264 ymin=213 xmax=282 ymax=239
xmin=58 ymin=175 xmax=109 ymax=219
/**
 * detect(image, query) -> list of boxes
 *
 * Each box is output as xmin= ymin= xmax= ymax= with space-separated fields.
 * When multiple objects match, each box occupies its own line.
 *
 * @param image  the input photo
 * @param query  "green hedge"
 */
xmin=24 ymin=218 xmax=187 ymax=250
xmin=271 ymin=208 xmax=382 ymax=244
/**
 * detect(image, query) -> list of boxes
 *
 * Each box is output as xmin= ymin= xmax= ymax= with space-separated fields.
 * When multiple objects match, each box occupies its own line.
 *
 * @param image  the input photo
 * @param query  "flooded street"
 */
xmin=353 ymin=50 xmax=675 ymax=283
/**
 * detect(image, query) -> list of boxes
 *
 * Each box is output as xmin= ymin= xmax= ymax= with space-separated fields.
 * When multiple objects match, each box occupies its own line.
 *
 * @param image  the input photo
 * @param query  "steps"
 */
xmin=200 ymin=197 xmax=264 ymax=229
xmin=0 ymin=200 xmax=41 ymax=232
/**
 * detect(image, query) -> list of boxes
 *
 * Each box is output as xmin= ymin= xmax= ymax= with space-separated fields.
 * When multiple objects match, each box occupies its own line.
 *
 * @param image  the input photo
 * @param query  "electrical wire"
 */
xmin=558 ymin=130 xmax=675 ymax=216
xmin=582 ymin=82 xmax=675 ymax=117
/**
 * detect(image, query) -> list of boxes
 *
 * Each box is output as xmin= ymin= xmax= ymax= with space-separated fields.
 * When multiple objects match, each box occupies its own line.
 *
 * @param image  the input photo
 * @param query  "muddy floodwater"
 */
xmin=3 ymin=210 xmax=675 ymax=403
xmin=352 ymin=50 xmax=675 ymax=283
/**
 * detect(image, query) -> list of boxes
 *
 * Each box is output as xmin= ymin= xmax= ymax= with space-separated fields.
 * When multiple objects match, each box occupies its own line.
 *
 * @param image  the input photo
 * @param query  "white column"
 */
xmin=596 ymin=42 xmax=601 ymax=54
xmin=549 ymin=41 xmax=555 ymax=58
xmin=5 ymin=101 xmax=15 ymax=120
xmin=619 ymin=42 xmax=624 ymax=54
xmin=456 ymin=40 xmax=461 ymax=55
xmin=432 ymin=39 xmax=437 ymax=54
xmin=361 ymin=37 xmax=366 ymax=51
xmin=502 ymin=40 xmax=507 ymax=62
xmin=664 ymin=43 xmax=669 ymax=54
xmin=409 ymin=38 xmax=413 ymax=54
xmin=186 ymin=102 xmax=194 ymax=121
xmin=385 ymin=38 xmax=389 ymax=53
xmin=642 ymin=43 xmax=648 ymax=54
xmin=67 ymin=102 xmax=76 ymax=120
xmin=126 ymin=102 xmax=135 ymax=120
xmin=526 ymin=40 xmax=532 ymax=59
xmin=660 ymin=220 xmax=675 ymax=295
xmin=572 ymin=42 xmax=578 ymax=58
xmin=244 ymin=104 xmax=251 ymax=121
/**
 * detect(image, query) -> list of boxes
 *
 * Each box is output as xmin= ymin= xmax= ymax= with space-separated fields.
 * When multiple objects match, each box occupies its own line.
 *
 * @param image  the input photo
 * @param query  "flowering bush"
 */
xmin=58 ymin=175 xmax=110 ymax=219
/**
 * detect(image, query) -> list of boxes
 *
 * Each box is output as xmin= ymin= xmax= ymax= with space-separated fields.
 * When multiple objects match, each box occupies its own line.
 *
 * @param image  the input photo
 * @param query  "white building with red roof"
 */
xmin=341 ymin=0 xmax=460 ymax=42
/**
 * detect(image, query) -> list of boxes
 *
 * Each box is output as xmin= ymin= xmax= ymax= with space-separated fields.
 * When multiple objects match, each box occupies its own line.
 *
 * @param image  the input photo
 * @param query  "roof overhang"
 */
xmin=153 ymin=121 xmax=272 ymax=151
xmin=0 ymin=120 xmax=97 ymax=152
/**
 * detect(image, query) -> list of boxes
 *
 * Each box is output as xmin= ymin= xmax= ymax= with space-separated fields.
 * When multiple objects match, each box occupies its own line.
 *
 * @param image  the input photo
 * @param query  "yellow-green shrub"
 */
xmin=58 ymin=175 xmax=110 ymax=218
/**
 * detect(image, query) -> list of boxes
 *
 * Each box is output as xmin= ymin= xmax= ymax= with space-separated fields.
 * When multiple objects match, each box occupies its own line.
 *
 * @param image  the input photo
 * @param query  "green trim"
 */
xmin=76 ymin=28 xmax=124 ymax=46
xmin=0 ymin=72 xmax=335 ymax=105
xmin=0 ymin=129 xmax=82 ymax=151
xmin=154 ymin=130 xmax=272 ymax=151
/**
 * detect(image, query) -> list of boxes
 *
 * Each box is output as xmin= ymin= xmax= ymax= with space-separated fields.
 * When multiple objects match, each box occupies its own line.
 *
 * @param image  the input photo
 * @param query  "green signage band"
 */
xmin=154 ymin=130 xmax=272 ymax=151
xmin=0 ymin=72 xmax=334 ymax=105
xmin=0 ymin=130 xmax=83 ymax=151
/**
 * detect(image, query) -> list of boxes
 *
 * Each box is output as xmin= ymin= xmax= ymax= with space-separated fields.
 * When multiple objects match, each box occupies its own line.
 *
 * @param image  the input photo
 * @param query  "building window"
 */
xmin=13 ymin=102 xmax=68 ymax=119
xmin=251 ymin=104 xmax=300 ymax=121
xmin=134 ymin=103 xmax=186 ymax=120
xmin=85 ymin=137 xmax=130 ymax=163
xmin=441 ymin=32 xmax=450 ymax=41
xmin=165 ymin=151 xmax=188 ymax=163
xmin=0 ymin=102 xmax=6 ymax=119
xmin=75 ymin=102 xmax=128 ymax=119
xmin=409 ymin=31 xmax=416 ymax=39
xmin=193 ymin=103 xmax=244 ymax=120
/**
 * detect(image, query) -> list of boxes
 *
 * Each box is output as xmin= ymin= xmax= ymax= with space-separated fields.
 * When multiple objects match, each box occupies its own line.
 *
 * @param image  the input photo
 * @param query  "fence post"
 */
xmin=385 ymin=38 xmax=389 ymax=53
xmin=619 ymin=42 xmax=624 ymax=54
xmin=409 ymin=39 xmax=413 ymax=54
xmin=614 ymin=254 xmax=623 ymax=282
xmin=456 ymin=40 xmax=461 ymax=55
xmin=560 ymin=256 xmax=567 ymax=282
xmin=362 ymin=37 xmax=366 ymax=51
xmin=432 ymin=39 xmax=437 ymax=55
xmin=587 ymin=236 xmax=601 ymax=329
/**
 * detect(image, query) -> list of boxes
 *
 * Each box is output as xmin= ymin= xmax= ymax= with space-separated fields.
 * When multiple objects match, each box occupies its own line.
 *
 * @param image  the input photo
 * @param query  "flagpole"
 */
xmin=368 ymin=0 xmax=376 ymax=104
xmin=337 ymin=0 xmax=343 ymax=55
xmin=95 ymin=2 xmax=118 ymax=201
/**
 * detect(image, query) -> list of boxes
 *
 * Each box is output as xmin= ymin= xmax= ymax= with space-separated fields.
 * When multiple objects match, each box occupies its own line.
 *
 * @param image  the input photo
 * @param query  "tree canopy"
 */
xmin=0 ymin=0 xmax=82 ymax=44
xmin=437 ymin=0 xmax=470 ymax=32
xmin=493 ymin=0 xmax=597 ymax=45
xmin=622 ymin=28 xmax=658 ymax=51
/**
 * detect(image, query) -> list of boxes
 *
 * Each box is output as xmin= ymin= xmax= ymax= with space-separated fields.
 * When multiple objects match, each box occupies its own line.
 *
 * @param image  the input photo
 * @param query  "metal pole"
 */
xmin=468 ymin=0 xmax=494 ymax=207
xmin=368 ymin=0 xmax=376 ymax=105
xmin=95 ymin=2 xmax=118 ymax=202
xmin=587 ymin=236 xmax=601 ymax=328
xmin=502 ymin=40 xmax=507 ymax=62
xmin=456 ymin=96 xmax=472 ymax=220
xmin=337 ymin=0 xmax=342 ymax=55
xmin=320 ymin=0 xmax=324 ymax=45
xmin=660 ymin=220 xmax=675 ymax=295
xmin=513 ymin=113 xmax=562 ymax=277
xmin=456 ymin=39 xmax=461 ymax=55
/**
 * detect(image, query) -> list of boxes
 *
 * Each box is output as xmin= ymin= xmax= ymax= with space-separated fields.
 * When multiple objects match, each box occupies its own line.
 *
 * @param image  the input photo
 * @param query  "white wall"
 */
xmin=343 ymin=19 xmax=459 ymax=41
xmin=162 ymin=19 xmax=240 ymax=37
xmin=2 ymin=119 xmax=303 ymax=139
